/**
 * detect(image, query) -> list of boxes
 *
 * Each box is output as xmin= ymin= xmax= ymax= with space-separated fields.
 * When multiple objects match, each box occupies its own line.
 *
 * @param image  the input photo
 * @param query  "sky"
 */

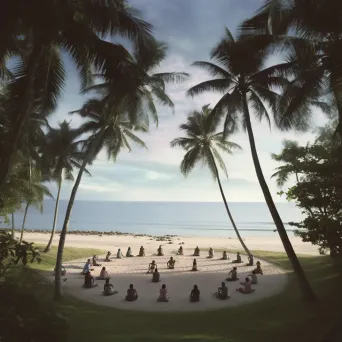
xmin=49 ymin=0 xmax=327 ymax=203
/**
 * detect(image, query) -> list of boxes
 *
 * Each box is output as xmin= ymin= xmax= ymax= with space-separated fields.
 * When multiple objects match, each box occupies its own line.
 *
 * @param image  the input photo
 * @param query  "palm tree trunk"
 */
xmin=242 ymin=94 xmax=316 ymax=301
xmin=19 ymin=202 xmax=29 ymax=243
xmin=44 ymin=172 xmax=63 ymax=253
xmin=212 ymin=156 xmax=252 ymax=257
xmin=11 ymin=213 xmax=15 ymax=239
xmin=54 ymin=127 xmax=106 ymax=300
xmin=0 ymin=45 xmax=39 ymax=193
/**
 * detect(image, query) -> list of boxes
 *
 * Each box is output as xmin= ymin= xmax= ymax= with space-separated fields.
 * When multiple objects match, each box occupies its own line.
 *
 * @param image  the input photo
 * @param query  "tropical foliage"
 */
xmin=187 ymin=27 xmax=315 ymax=299
xmin=171 ymin=105 xmax=252 ymax=256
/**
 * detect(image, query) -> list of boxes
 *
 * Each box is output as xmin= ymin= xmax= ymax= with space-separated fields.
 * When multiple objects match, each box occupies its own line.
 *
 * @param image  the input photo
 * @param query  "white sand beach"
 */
xmin=24 ymin=232 xmax=319 ymax=255
xmin=32 ymin=232 xmax=320 ymax=312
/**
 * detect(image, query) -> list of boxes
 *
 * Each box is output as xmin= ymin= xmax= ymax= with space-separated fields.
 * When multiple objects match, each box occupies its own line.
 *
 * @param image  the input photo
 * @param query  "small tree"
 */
xmin=273 ymin=138 xmax=342 ymax=257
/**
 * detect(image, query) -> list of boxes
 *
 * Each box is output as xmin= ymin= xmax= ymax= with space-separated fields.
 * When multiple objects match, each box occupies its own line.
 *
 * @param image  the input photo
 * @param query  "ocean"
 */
xmin=1 ymin=200 xmax=304 ymax=238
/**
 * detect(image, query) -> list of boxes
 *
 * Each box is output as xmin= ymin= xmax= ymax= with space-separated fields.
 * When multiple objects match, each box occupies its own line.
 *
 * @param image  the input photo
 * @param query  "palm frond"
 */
xmin=180 ymin=146 xmax=201 ymax=176
xmin=191 ymin=61 xmax=230 ymax=78
xmin=187 ymin=79 xmax=230 ymax=97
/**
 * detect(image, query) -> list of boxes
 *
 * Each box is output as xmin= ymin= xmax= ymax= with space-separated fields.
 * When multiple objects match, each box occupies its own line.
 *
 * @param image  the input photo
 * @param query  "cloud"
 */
xmin=47 ymin=0 xmax=329 ymax=203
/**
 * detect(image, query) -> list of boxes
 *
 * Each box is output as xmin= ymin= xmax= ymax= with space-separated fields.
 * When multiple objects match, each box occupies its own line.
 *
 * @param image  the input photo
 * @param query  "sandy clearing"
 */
xmin=48 ymin=251 xmax=288 ymax=312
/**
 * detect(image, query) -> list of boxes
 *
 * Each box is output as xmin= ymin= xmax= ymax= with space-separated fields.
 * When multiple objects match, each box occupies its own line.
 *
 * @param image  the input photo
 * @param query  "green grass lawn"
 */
xmin=32 ymin=247 xmax=342 ymax=342
xmin=32 ymin=245 xmax=106 ymax=271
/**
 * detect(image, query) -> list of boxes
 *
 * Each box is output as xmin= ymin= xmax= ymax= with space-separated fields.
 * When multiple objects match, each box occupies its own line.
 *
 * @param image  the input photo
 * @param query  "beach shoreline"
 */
xmin=17 ymin=231 xmax=320 ymax=255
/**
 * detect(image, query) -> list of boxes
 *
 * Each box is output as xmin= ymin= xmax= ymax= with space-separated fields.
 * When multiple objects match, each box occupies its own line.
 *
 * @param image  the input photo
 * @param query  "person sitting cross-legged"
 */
xmin=138 ymin=246 xmax=145 ymax=257
xmin=236 ymin=277 xmax=255 ymax=294
xmin=190 ymin=285 xmax=200 ymax=302
xmin=92 ymin=255 xmax=101 ymax=267
xmin=247 ymin=255 xmax=254 ymax=266
xmin=193 ymin=246 xmax=200 ymax=256
xmin=117 ymin=248 xmax=123 ymax=259
xmin=253 ymin=261 xmax=263 ymax=275
xmin=157 ymin=284 xmax=169 ymax=302
xmin=103 ymin=279 xmax=118 ymax=296
xmin=232 ymin=252 xmax=242 ymax=264
xmin=152 ymin=268 xmax=161 ymax=282
xmin=126 ymin=247 xmax=133 ymax=257
xmin=226 ymin=267 xmax=239 ymax=281
xmin=177 ymin=246 xmax=184 ymax=255
xmin=221 ymin=251 xmax=228 ymax=260
xmin=104 ymin=251 xmax=112 ymax=262
xmin=96 ymin=267 xmax=110 ymax=280
xmin=157 ymin=245 xmax=164 ymax=256
xmin=147 ymin=260 xmax=157 ymax=274
xmin=215 ymin=282 xmax=230 ymax=300
xmin=126 ymin=284 xmax=138 ymax=301
xmin=83 ymin=271 xmax=98 ymax=289
xmin=207 ymin=247 xmax=214 ymax=258
xmin=81 ymin=259 xmax=94 ymax=275
xmin=248 ymin=270 xmax=258 ymax=284
xmin=167 ymin=257 xmax=176 ymax=269
xmin=191 ymin=258 xmax=198 ymax=271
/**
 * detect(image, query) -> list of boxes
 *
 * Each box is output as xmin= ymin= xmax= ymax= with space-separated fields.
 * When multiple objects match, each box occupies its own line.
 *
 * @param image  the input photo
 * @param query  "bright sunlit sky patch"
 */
xmin=49 ymin=0 xmax=327 ymax=202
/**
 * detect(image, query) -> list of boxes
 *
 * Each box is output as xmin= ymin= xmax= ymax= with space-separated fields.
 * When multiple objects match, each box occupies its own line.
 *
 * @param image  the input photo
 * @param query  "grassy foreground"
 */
xmin=32 ymin=247 xmax=341 ymax=342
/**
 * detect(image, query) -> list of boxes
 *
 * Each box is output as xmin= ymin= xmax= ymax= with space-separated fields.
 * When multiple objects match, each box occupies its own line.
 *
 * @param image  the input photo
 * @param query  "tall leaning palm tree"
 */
xmin=171 ymin=105 xmax=252 ymax=257
xmin=187 ymin=28 xmax=316 ymax=300
xmin=0 ymin=0 xmax=156 ymax=193
xmin=54 ymin=101 xmax=148 ymax=300
xmin=41 ymin=121 xmax=88 ymax=253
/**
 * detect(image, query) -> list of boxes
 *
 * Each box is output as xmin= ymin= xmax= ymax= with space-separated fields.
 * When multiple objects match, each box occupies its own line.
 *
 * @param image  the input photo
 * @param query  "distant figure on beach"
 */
xmin=191 ymin=258 xmax=198 ymax=271
xmin=236 ymin=277 xmax=255 ymax=294
xmin=221 ymin=251 xmax=228 ymax=260
xmin=193 ymin=246 xmax=200 ymax=256
xmin=215 ymin=282 xmax=229 ymax=300
xmin=126 ymin=284 xmax=138 ymax=301
xmin=190 ymin=285 xmax=200 ymax=302
xmin=103 ymin=279 xmax=118 ymax=296
xmin=207 ymin=247 xmax=214 ymax=258
xmin=254 ymin=261 xmax=263 ymax=275
xmin=83 ymin=272 xmax=98 ymax=289
xmin=157 ymin=284 xmax=169 ymax=302
xmin=157 ymin=245 xmax=164 ymax=256
xmin=148 ymin=260 xmax=157 ymax=274
xmin=82 ymin=259 xmax=94 ymax=275
xmin=92 ymin=255 xmax=101 ymax=267
xmin=232 ymin=252 xmax=242 ymax=264
xmin=138 ymin=246 xmax=145 ymax=257
xmin=104 ymin=251 xmax=111 ymax=262
xmin=247 ymin=255 xmax=254 ymax=266
xmin=248 ymin=270 xmax=258 ymax=284
xmin=177 ymin=246 xmax=183 ymax=255
xmin=96 ymin=267 xmax=110 ymax=280
xmin=152 ymin=268 xmax=160 ymax=282
xmin=126 ymin=247 xmax=133 ymax=257
xmin=226 ymin=267 xmax=239 ymax=281
xmin=167 ymin=257 xmax=176 ymax=269
xmin=117 ymin=248 xmax=123 ymax=259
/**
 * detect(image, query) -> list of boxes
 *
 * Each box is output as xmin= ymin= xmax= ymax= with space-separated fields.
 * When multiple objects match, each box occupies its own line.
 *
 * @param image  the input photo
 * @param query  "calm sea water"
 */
xmin=1 ymin=201 xmax=303 ymax=238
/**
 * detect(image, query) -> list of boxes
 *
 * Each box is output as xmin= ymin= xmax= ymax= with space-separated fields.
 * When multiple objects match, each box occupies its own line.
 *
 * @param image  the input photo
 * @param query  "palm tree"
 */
xmin=87 ymin=41 xmax=189 ymax=126
xmin=54 ymin=41 xmax=188 ymax=299
xmin=171 ymin=105 xmax=252 ymax=257
xmin=54 ymin=101 xmax=148 ymax=300
xmin=0 ymin=0 xmax=156 ymax=193
xmin=239 ymin=0 xmax=342 ymax=139
xmin=41 ymin=121 xmax=88 ymax=253
xmin=187 ymin=28 xmax=316 ymax=300
xmin=19 ymin=165 xmax=53 ymax=243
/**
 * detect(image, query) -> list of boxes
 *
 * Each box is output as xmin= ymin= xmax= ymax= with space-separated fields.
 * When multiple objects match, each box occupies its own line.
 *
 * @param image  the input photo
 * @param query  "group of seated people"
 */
xmin=104 ymin=246 xmax=146 ymax=261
